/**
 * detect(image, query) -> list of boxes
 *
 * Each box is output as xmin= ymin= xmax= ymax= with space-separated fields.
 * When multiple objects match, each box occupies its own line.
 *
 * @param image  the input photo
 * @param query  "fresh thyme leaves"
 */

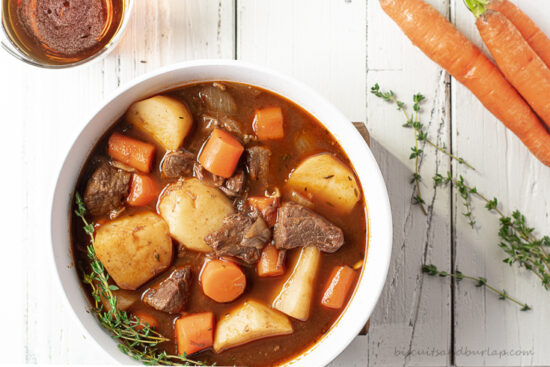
xmin=433 ymin=175 xmax=550 ymax=289
xmin=373 ymin=83 xmax=550 ymax=303
xmin=371 ymin=84 xmax=426 ymax=214
xmin=422 ymin=264 xmax=531 ymax=311
xmin=371 ymin=84 xmax=474 ymax=215
xmin=74 ymin=193 xmax=209 ymax=366
xmin=433 ymin=172 xmax=477 ymax=228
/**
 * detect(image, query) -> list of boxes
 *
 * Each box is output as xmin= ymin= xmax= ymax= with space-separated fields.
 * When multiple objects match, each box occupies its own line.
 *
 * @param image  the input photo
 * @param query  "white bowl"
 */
xmin=50 ymin=60 xmax=392 ymax=366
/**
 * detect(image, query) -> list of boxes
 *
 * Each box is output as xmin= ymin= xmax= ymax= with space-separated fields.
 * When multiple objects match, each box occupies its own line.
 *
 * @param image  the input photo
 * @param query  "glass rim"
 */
xmin=0 ymin=0 xmax=135 ymax=69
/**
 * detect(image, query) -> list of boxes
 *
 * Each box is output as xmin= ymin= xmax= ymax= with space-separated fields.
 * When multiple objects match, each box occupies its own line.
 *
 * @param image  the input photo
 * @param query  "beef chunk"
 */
xmin=220 ymin=169 xmax=246 ymax=197
xmin=161 ymin=150 xmax=195 ymax=178
xmin=247 ymin=146 xmax=271 ymax=182
xmin=202 ymin=114 xmax=243 ymax=137
xmin=194 ymin=162 xmax=246 ymax=197
xmin=83 ymin=162 xmax=131 ymax=217
xmin=143 ymin=266 xmax=192 ymax=314
xmin=204 ymin=213 xmax=271 ymax=264
xmin=193 ymin=162 xmax=225 ymax=187
xmin=250 ymin=196 xmax=280 ymax=227
xmin=273 ymin=202 xmax=344 ymax=253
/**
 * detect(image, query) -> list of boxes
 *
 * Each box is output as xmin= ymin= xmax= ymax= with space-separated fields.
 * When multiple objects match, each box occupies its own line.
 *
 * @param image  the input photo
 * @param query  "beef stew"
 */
xmin=72 ymin=82 xmax=367 ymax=366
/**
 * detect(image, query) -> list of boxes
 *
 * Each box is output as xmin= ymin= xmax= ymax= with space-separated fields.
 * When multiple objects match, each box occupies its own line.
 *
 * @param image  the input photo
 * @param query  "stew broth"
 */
xmin=72 ymin=82 xmax=367 ymax=367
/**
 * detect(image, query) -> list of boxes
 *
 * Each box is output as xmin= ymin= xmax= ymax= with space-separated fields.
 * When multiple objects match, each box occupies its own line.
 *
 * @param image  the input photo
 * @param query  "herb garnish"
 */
xmin=422 ymin=264 xmax=530 ymax=311
xmin=74 ymin=193 xmax=209 ymax=366
xmin=372 ymin=84 xmax=549 ymax=301
xmin=371 ymin=83 xmax=473 ymax=215
xmin=433 ymin=173 xmax=550 ymax=289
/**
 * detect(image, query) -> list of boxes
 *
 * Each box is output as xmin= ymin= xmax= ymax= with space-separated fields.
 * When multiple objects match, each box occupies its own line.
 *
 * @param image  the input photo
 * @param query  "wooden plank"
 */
xmin=237 ymin=1 xmax=368 ymax=364
xmin=366 ymin=0 xmax=453 ymax=366
xmin=0 ymin=1 xmax=234 ymax=364
xmin=237 ymin=0 xmax=367 ymax=121
xmin=451 ymin=0 xmax=550 ymax=366
xmin=354 ymin=122 xmax=371 ymax=147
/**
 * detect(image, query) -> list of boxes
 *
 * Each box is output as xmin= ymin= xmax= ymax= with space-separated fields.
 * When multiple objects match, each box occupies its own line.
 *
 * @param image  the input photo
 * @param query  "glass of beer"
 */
xmin=1 ymin=0 xmax=133 ymax=68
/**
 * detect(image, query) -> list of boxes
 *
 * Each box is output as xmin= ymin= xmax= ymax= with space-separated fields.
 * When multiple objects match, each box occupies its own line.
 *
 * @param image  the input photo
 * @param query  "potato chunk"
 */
xmin=214 ymin=300 xmax=293 ymax=353
xmin=100 ymin=290 xmax=139 ymax=312
xmin=287 ymin=153 xmax=361 ymax=213
xmin=158 ymin=178 xmax=235 ymax=252
xmin=272 ymin=246 xmax=321 ymax=321
xmin=94 ymin=211 xmax=172 ymax=290
xmin=126 ymin=95 xmax=193 ymax=150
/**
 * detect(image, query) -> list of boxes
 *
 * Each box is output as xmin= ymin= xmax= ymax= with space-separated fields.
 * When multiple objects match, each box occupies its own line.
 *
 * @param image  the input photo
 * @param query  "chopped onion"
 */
xmin=199 ymin=85 xmax=237 ymax=115
xmin=289 ymin=190 xmax=314 ymax=208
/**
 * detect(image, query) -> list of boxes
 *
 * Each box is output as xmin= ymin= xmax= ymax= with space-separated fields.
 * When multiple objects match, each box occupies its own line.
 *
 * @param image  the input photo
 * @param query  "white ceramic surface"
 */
xmin=50 ymin=60 xmax=392 ymax=366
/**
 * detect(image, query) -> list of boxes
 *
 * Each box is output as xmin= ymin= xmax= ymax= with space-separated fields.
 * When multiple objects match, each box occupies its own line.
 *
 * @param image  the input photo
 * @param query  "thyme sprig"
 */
xmin=74 ymin=193 xmax=209 ymax=366
xmin=434 ymin=173 xmax=550 ymax=289
xmin=434 ymin=172 xmax=477 ymax=227
xmin=422 ymin=264 xmax=531 ymax=311
xmin=371 ymin=84 xmax=474 ymax=215
xmin=373 ymin=83 xmax=550 ymax=303
xmin=371 ymin=84 xmax=474 ymax=170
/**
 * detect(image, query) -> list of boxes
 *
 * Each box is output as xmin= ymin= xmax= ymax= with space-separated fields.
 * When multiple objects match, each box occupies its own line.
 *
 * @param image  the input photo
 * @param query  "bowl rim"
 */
xmin=50 ymin=59 xmax=392 ymax=366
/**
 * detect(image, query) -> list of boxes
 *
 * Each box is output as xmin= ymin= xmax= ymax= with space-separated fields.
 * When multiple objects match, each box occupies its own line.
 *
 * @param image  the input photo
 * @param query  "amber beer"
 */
xmin=1 ymin=0 xmax=124 ymax=65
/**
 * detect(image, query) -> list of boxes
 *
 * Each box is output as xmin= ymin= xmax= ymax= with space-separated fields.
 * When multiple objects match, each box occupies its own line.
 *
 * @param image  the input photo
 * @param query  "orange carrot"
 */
xmin=175 ymin=312 xmax=215 ymax=356
xmin=132 ymin=311 xmax=159 ymax=331
xmin=201 ymin=259 xmax=246 ymax=303
xmin=248 ymin=196 xmax=280 ymax=227
xmin=257 ymin=244 xmax=285 ymax=277
xmin=487 ymin=0 xmax=550 ymax=69
xmin=253 ymin=107 xmax=285 ymax=140
xmin=321 ymin=265 xmax=356 ymax=309
xmin=127 ymin=173 xmax=159 ymax=206
xmin=472 ymin=10 xmax=550 ymax=129
xmin=107 ymin=133 xmax=156 ymax=173
xmin=199 ymin=128 xmax=244 ymax=178
xmin=379 ymin=0 xmax=550 ymax=166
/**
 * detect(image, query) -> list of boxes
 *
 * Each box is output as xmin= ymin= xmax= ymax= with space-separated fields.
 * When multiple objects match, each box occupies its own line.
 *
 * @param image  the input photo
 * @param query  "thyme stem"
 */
xmin=433 ymin=173 xmax=550 ymax=288
xmin=424 ymin=139 xmax=475 ymax=170
xmin=422 ymin=264 xmax=531 ymax=311
xmin=74 ymin=193 xmax=209 ymax=366
xmin=371 ymin=83 xmax=474 ymax=216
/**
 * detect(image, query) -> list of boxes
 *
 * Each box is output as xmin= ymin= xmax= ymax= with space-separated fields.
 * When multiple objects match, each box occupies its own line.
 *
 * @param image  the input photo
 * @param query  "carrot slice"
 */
xmin=199 ymin=128 xmax=244 ymax=178
xmin=253 ymin=107 xmax=284 ymax=140
xmin=321 ymin=265 xmax=356 ymax=309
xmin=132 ymin=311 xmax=159 ymax=331
xmin=248 ymin=196 xmax=280 ymax=227
xmin=107 ymin=133 xmax=156 ymax=173
xmin=175 ymin=312 xmax=215 ymax=356
xmin=127 ymin=173 xmax=159 ymax=207
xmin=201 ymin=259 xmax=246 ymax=303
xmin=257 ymin=244 xmax=285 ymax=277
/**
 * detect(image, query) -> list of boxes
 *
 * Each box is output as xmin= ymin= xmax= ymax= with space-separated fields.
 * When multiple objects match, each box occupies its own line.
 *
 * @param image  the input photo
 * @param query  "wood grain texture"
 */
xmin=0 ymin=0 xmax=234 ymax=364
xmin=366 ymin=0 xmax=453 ymax=366
xmin=236 ymin=2 xmax=368 ymax=364
xmin=1 ymin=0 xmax=550 ymax=365
xmin=451 ymin=0 xmax=550 ymax=366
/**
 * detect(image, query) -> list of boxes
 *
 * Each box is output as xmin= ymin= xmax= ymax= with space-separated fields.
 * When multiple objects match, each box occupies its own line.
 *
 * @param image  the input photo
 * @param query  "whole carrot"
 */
xmin=486 ymin=0 xmax=550 ymax=69
xmin=471 ymin=9 xmax=550 ymax=130
xmin=379 ymin=0 xmax=550 ymax=166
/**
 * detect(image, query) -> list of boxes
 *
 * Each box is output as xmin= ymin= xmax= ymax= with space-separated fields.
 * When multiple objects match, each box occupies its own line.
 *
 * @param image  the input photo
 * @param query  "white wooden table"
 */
xmin=1 ymin=0 xmax=549 ymax=366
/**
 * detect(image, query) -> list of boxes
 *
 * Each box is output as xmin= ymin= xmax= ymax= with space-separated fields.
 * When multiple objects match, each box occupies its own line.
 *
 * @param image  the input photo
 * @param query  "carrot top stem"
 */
xmin=464 ymin=0 xmax=489 ymax=18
